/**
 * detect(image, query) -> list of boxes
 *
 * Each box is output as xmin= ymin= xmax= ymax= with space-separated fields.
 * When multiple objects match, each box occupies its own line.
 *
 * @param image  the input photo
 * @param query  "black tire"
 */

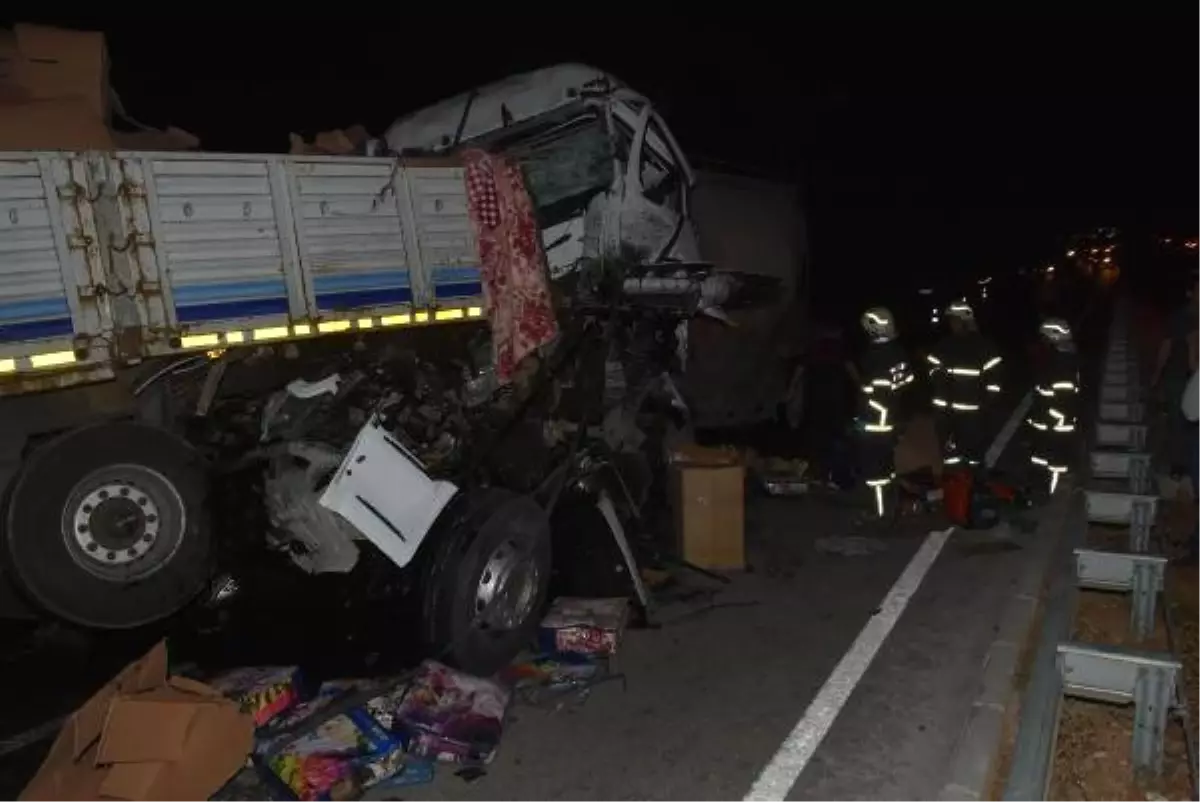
xmin=3 ymin=422 xmax=212 ymax=629
xmin=421 ymin=488 xmax=551 ymax=676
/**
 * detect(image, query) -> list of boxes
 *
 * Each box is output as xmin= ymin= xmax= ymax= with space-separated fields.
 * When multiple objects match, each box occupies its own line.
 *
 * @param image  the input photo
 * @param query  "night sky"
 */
xmin=13 ymin=12 xmax=1197 ymax=317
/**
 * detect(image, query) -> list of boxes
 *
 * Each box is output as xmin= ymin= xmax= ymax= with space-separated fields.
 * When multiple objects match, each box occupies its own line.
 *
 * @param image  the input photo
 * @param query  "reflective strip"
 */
xmin=872 ymin=483 xmax=886 ymax=517
xmin=862 ymin=385 xmax=875 ymax=394
xmin=1027 ymin=418 xmax=1048 ymax=431
xmin=865 ymin=477 xmax=893 ymax=487
xmin=949 ymin=366 xmax=981 ymax=376
xmin=951 ymin=402 xmax=980 ymax=411
xmin=932 ymin=398 xmax=948 ymax=407
xmin=1031 ymin=454 xmax=1048 ymax=466
xmin=864 ymin=424 xmax=894 ymax=433
xmin=986 ymin=383 xmax=1001 ymax=393
xmin=1053 ymin=423 xmax=1075 ymax=432
xmin=944 ymin=455 xmax=962 ymax=464
xmin=1051 ymin=381 xmax=1077 ymax=391
xmin=168 ymin=305 xmax=484 ymax=356
xmin=869 ymin=399 xmax=887 ymax=415
xmin=29 ymin=350 xmax=76 ymax=369
xmin=983 ymin=357 xmax=1002 ymax=372
xmin=1035 ymin=385 xmax=1054 ymax=397
xmin=926 ymin=354 xmax=941 ymax=366
xmin=894 ymin=373 xmax=914 ymax=386
xmin=871 ymin=378 xmax=892 ymax=387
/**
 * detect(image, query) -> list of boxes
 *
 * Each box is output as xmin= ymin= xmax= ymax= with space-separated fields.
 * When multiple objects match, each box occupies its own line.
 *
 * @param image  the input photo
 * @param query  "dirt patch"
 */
xmin=1166 ymin=565 xmax=1198 ymax=752
xmin=1050 ymin=579 xmax=1196 ymax=800
xmin=1050 ymin=699 xmax=1193 ymax=801
xmin=1087 ymin=524 xmax=1133 ymax=554
xmin=1072 ymin=589 xmax=1169 ymax=651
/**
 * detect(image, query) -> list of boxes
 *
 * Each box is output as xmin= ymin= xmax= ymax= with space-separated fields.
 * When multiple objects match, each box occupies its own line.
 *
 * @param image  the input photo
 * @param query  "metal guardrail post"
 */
xmin=1073 ymin=548 xmax=1166 ymax=640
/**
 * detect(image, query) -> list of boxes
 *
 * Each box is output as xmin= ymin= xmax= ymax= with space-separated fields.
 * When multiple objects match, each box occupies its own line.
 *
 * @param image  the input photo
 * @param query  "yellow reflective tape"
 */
xmin=381 ymin=314 xmax=411 ymax=326
xmin=414 ymin=312 xmax=429 ymax=323
xmin=467 ymin=306 xmax=484 ymax=317
xmin=435 ymin=308 xmax=465 ymax=321
xmin=225 ymin=331 xmax=245 ymax=344
xmin=30 ymin=350 xmax=76 ymax=368
xmin=253 ymin=327 xmax=290 ymax=341
xmin=180 ymin=333 xmax=221 ymax=349
xmin=0 ymin=358 xmax=15 ymax=373
xmin=317 ymin=320 xmax=353 ymax=334
xmin=292 ymin=323 xmax=312 ymax=336
xmin=357 ymin=318 xmax=374 ymax=329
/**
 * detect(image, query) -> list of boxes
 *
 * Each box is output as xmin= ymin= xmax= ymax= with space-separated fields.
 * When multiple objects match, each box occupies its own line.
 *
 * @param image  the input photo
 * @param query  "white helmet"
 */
xmin=944 ymin=299 xmax=975 ymax=323
xmin=1038 ymin=317 xmax=1072 ymax=344
xmin=861 ymin=306 xmax=897 ymax=342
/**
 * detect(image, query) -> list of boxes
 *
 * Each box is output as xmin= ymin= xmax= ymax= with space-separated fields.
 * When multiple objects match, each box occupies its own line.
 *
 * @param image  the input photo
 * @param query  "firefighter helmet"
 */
xmin=860 ymin=307 xmax=897 ymax=342
xmin=944 ymin=299 xmax=975 ymax=323
xmin=1038 ymin=317 xmax=1072 ymax=344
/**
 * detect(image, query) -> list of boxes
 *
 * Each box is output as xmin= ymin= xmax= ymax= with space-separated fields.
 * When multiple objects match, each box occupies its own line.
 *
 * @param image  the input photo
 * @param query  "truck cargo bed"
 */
xmin=0 ymin=150 xmax=486 ymax=394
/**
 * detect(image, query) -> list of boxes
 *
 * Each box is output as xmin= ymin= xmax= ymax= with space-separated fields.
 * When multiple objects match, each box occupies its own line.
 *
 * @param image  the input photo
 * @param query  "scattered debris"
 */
xmin=209 ymin=666 xmax=304 ymax=728
xmin=815 ymin=535 xmax=889 ymax=557
xmin=20 ymin=641 xmax=254 ymax=801
xmin=539 ymin=597 xmax=629 ymax=658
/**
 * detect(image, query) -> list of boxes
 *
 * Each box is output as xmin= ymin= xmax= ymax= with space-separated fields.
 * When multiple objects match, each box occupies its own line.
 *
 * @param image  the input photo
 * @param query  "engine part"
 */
xmin=319 ymin=415 xmax=459 ymax=570
xmin=264 ymin=442 xmax=360 ymax=574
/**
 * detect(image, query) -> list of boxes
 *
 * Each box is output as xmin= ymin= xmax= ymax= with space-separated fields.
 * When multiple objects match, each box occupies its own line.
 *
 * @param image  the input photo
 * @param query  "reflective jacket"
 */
xmin=926 ymin=331 xmax=1003 ymax=413
xmin=1030 ymin=346 xmax=1079 ymax=434
xmin=857 ymin=340 xmax=913 ymax=435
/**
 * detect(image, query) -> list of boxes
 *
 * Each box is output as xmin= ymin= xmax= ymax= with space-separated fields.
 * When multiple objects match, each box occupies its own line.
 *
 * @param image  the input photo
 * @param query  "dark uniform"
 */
xmin=856 ymin=339 xmax=913 ymax=516
xmin=1028 ymin=345 xmax=1079 ymax=493
xmin=927 ymin=331 xmax=1003 ymax=470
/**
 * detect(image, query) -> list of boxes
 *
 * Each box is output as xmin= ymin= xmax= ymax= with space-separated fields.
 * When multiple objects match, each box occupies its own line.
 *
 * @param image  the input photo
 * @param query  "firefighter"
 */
xmin=852 ymin=306 xmax=913 ymax=519
xmin=1028 ymin=317 xmax=1079 ymax=495
xmin=926 ymin=299 xmax=1003 ymax=473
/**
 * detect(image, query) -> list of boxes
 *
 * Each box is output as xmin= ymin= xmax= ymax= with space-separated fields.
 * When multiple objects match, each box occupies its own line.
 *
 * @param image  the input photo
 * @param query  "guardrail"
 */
xmin=1001 ymin=298 xmax=1197 ymax=800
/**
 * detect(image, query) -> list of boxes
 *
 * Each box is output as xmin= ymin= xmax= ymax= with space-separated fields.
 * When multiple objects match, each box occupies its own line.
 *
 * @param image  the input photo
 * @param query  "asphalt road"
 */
xmin=0 ymin=324 xmax=1052 ymax=800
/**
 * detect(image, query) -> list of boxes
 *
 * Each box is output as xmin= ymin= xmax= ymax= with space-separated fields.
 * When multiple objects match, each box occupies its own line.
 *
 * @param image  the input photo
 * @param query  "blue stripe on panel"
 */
xmin=315 ymin=287 xmax=413 ymax=312
xmin=312 ymin=269 xmax=410 ymax=295
xmin=0 ymin=297 xmax=72 ymax=323
xmin=172 ymin=279 xmax=289 ymax=306
xmin=0 ymin=317 xmax=74 ymax=343
xmin=435 ymin=281 xmax=483 ymax=299
xmin=176 ymin=297 xmax=290 ymax=324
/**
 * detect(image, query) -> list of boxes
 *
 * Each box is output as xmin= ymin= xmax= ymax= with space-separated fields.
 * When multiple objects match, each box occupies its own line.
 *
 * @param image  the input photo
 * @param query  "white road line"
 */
xmin=744 ymin=526 xmax=954 ymax=801
xmin=986 ymin=390 xmax=1033 ymax=468
xmin=744 ymin=393 xmax=1031 ymax=801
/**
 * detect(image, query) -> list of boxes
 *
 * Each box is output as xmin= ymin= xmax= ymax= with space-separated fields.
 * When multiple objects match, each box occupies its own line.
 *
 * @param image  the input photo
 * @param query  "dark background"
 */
xmin=12 ymin=12 xmax=1197 ymax=320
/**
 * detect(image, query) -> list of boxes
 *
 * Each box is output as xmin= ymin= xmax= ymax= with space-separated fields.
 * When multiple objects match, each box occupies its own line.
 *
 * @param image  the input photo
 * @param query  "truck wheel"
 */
xmin=421 ymin=489 xmax=550 ymax=676
xmin=3 ymin=422 xmax=212 ymax=629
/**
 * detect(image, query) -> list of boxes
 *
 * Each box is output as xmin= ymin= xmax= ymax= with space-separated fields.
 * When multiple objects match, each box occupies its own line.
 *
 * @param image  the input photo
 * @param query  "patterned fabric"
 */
xmin=462 ymin=149 xmax=559 ymax=383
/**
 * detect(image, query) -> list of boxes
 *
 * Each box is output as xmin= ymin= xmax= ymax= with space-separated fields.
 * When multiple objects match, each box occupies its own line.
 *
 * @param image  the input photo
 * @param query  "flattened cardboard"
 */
xmin=20 ymin=641 xmax=253 ymax=802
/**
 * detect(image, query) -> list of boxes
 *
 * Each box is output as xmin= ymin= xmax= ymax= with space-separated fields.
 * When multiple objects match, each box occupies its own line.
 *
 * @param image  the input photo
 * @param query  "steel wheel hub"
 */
xmin=61 ymin=464 xmax=185 ymax=582
xmin=474 ymin=541 xmax=539 ymax=631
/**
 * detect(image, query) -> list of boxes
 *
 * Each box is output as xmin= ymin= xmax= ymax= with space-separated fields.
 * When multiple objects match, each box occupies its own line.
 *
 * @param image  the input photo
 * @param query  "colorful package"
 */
xmin=255 ymin=678 xmax=386 ymax=757
xmin=367 ymin=660 xmax=510 ymax=765
xmin=266 ymin=708 xmax=405 ymax=801
xmin=209 ymin=665 xmax=303 ymax=728
xmin=539 ymin=597 xmax=629 ymax=657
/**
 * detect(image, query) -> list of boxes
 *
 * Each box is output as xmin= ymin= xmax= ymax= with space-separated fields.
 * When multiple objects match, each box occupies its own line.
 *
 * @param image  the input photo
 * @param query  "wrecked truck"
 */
xmin=0 ymin=64 xmax=800 ymax=674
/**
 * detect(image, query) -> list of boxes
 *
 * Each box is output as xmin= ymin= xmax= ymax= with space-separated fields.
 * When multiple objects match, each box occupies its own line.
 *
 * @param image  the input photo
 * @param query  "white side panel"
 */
xmin=0 ymin=156 xmax=89 ymax=349
xmin=286 ymin=158 xmax=416 ymax=316
xmin=401 ymin=166 xmax=483 ymax=305
xmin=124 ymin=154 xmax=300 ymax=330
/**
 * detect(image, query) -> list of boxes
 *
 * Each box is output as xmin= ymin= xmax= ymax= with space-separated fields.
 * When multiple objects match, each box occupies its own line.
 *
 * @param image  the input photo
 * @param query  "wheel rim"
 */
xmin=473 ymin=540 xmax=540 ymax=631
xmin=61 ymin=464 xmax=186 ymax=583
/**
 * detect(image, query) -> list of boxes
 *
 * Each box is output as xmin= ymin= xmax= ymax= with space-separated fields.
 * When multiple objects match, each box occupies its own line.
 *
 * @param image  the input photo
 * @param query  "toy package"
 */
xmin=367 ymin=661 xmax=510 ymax=765
xmin=209 ymin=666 xmax=303 ymax=728
xmin=539 ymin=597 xmax=629 ymax=657
xmin=265 ymin=708 xmax=405 ymax=801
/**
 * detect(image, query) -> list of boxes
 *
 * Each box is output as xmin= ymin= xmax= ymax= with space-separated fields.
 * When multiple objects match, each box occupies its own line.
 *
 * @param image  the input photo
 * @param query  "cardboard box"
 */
xmin=669 ymin=444 xmax=746 ymax=570
xmin=10 ymin=23 xmax=109 ymax=122
xmin=0 ymin=97 xmax=114 ymax=150
xmin=20 ymin=641 xmax=254 ymax=801
xmin=894 ymin=413 xmax=943 ymax=479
